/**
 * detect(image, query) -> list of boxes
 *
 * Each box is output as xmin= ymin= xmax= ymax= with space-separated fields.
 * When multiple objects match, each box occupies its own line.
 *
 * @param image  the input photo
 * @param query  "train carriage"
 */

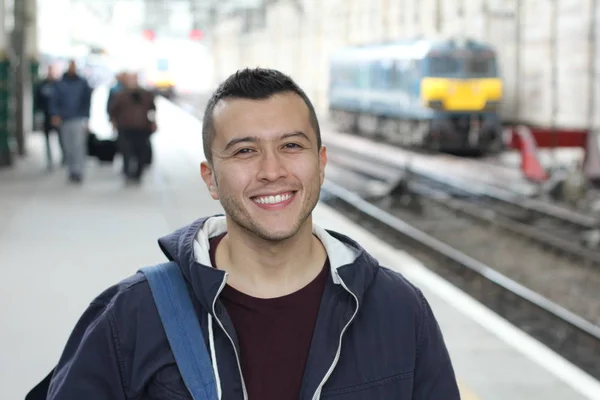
xmin=328 ymin=38 xmax=504 ymax=154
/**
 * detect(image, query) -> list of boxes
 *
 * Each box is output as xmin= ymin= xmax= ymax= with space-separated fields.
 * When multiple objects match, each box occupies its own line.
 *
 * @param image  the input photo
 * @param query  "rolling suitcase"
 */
xmin=87 ymin=131 xmax=118 ymax=163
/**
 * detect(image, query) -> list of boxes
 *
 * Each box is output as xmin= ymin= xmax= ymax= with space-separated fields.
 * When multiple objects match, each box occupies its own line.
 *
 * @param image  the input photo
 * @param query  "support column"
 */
xmin=25 ymin=0 xmax=36 ymax=134
xmin=13 ymin=0 xmax=27 ymax=157
xmin=0 ymin=0 xmax=11 ymax=166
xmin=434 ymin=0 xmax=442 ymax=34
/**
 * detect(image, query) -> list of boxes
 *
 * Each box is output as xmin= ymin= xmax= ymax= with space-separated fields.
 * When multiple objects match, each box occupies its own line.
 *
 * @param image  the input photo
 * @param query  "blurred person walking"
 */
xmin=34 ymin=65 xmax=65 ymax=169
xmin=107 ymin=71 xmax=127 ymax=173
xmin=49 ymin=60 xmax=93 ymax=184
xmin=109 ymin=72 xmax=157 ymax=183
xmin=106 ymin=71 xmax=126 ymax=114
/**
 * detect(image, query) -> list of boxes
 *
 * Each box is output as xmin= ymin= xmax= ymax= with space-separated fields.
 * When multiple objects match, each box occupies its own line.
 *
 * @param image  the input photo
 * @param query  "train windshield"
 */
xmin=428 ymin=52 xmax=497 ymax=78
xmin=465 ymin=53 xmax=496 ymax=77
xmin=429 ymin=55 xmax=461 ymax=77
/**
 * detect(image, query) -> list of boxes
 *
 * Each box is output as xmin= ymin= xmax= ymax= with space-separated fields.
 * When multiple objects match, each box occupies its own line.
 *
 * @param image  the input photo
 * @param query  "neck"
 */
xmin=216 ymin=216 xmax=327 ymax=298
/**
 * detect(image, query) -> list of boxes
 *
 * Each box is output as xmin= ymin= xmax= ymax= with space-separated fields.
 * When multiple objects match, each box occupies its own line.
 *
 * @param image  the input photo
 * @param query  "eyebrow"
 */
xmin=281 ymin=131 xmax=311 ymax=142
xmin=223 ymin=136 xmax=257 ymax=152
xmin=223 ymin=131 xmax=311 ymax=152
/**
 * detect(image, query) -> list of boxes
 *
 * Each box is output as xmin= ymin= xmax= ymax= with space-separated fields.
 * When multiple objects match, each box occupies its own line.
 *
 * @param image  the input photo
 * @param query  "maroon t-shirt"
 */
xmin=209 ymin=233 xmax=328 ymax=400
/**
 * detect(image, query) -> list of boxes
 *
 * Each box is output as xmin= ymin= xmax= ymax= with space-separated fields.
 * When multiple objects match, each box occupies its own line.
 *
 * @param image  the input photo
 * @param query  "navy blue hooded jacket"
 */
xmin=48 ymin=73 xmax=92 ymax=121
xmin=46 ymin=215 xmax=460 ymax=399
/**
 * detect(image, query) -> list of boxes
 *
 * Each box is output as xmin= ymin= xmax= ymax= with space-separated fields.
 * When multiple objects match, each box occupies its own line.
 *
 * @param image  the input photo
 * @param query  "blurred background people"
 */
xmin=34 ymin=64 xmax=65 ymax=170
xmin=109 ymin=72 xmax=156 ymax=183
xmin=106 ymin=71 xmax=126 ymax=114
xmin=49 ymin=60 xmax=93 ymax=184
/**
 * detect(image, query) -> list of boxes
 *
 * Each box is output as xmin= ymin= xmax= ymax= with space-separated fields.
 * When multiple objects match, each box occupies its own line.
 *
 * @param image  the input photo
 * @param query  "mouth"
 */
xmin=251 ymin=191 xmax=297 ymax=208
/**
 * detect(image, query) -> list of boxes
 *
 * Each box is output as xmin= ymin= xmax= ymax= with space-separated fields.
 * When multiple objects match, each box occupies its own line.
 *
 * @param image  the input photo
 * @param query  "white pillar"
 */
xmin=21 ymin=0 xmax=37 ymax=136
xmin=25 ymin=0 xmax=37 ymax=61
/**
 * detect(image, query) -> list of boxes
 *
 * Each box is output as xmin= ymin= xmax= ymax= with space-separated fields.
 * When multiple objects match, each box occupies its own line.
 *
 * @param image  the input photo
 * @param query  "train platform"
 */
xmin=1 ymin=88 xmax=599 ymax=400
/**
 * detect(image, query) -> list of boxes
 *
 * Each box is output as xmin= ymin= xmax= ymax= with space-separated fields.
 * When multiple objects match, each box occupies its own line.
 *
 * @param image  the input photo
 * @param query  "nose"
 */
xmin=256 ymin=150 xmax=288 ymax=182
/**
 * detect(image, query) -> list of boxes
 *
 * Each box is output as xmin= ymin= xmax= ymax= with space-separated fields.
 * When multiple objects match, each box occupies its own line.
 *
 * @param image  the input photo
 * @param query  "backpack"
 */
xmin=25 ymin=262 xmax=218 ymax=400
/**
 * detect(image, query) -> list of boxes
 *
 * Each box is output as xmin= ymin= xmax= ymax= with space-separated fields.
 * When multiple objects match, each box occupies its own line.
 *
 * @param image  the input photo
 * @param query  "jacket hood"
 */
xmin=157 ymin=215 xmax=381 ymax=311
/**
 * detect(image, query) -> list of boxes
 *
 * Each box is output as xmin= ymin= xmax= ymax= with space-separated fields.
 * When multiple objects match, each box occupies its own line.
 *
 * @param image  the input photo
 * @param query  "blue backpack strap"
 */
xmin=139 ymin=262 xmax=218 ymax=400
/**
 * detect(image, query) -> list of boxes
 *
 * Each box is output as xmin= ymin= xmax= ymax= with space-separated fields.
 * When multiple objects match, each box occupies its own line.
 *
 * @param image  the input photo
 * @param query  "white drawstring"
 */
xmin=208 ymin=314 xmax=223 ymax=399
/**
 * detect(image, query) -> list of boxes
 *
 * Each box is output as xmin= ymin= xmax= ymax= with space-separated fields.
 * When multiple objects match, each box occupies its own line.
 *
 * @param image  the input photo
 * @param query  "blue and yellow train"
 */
xmin=328 ymin=38 xmax=504 ymax=153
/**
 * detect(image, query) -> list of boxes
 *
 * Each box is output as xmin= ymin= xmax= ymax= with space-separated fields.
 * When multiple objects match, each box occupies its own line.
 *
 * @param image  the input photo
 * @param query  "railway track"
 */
xmin=320 ymin=173 xmax=600 ymax=381
xmin=326 ymin=145 xmax=600 ymax=325
xmin=326 ymin=142 xmax=600 ymax=266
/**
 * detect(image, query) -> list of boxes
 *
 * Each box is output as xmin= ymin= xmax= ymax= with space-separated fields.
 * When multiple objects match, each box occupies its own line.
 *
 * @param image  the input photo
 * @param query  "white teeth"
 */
xmin=254 ymin=193 xmax=293 ymax=205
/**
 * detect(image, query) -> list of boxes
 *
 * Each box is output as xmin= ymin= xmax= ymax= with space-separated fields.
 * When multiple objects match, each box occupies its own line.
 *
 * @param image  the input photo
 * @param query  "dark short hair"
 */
xmin=202 ymin=68 xmax=321 ymax=164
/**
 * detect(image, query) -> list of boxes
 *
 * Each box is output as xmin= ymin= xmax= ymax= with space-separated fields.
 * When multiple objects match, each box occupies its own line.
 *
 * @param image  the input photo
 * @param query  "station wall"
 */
xmin=209 ymin=0 xmax=600 ymax=131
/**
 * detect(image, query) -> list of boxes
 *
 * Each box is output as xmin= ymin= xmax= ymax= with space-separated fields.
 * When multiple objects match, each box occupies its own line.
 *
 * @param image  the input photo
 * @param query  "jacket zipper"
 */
xmin=311 ymin=272 xmax=360 ymax=400
xmin=211 ymin=273 xmax=249 ymax=400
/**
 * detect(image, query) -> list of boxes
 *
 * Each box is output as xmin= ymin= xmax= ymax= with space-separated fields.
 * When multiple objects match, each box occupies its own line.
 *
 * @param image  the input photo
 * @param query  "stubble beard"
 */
xmin=218 ymin=179 xmax=322 ymax=242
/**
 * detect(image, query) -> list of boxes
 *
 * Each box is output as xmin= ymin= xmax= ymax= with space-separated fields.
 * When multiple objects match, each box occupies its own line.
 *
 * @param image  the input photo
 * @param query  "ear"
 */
xmin=319 ymin=145 xmax=327 ymax=184
xmin=200 ymin=161 xmax=219 ymax=200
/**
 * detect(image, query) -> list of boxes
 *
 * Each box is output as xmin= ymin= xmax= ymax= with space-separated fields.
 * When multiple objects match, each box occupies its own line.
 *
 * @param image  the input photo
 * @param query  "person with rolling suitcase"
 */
xmin=48 ymin=60 xmax=93 ymax=184
xmin=108 ymin=73 xmax=157 ymax=184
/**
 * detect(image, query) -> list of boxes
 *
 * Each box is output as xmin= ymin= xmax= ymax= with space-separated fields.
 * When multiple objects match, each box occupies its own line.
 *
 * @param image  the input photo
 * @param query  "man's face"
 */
xmin=201 ymin=92 xmax=327 ymax=242
xmin=123 ymin=73 xmax=136 ymax=88
xmin=67 ymin=61 xmax=76 ymax=75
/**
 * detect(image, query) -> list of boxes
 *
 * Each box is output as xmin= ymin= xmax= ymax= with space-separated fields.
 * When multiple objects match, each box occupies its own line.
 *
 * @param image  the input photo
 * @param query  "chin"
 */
xmin=253 ymin=225 xmax=298 ymax=242
xmin=249 ymin=214 xmax=311 ymax=241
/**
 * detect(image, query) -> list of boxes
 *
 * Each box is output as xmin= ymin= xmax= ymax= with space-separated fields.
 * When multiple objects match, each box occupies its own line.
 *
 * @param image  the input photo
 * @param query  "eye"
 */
xmin=283 ymin=143 xmax=302 ymax=149
xmin=235 ymin=148 xmax=255 ymax=155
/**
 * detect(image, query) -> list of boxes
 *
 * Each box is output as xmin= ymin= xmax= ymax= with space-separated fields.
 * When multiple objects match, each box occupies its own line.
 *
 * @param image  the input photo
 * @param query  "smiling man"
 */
xmin=44 ymin=68 xmax=460 ymax=400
